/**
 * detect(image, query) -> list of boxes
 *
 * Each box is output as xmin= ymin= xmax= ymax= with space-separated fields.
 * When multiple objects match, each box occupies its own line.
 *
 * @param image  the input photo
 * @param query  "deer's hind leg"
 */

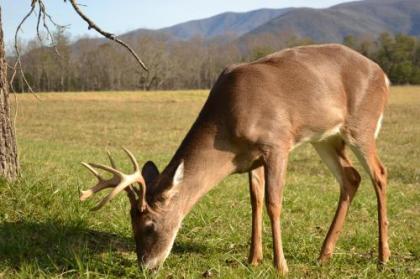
xmin=248 ymin=166 xmax=265 ymax=266
xmin=312 ymin=136 xmax=361 ymax=262
xmin=344 ymin=82 xmax=390 ymax=263
xmin=349 ymin=139 xmax=390 ymax=263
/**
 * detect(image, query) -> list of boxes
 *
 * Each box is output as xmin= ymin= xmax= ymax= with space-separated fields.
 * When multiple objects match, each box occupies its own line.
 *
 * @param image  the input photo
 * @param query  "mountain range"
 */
xmin=123 ymin=8 xmax=293 ymax=41
xmin=121 ymin=0 xmax=420 ymax=43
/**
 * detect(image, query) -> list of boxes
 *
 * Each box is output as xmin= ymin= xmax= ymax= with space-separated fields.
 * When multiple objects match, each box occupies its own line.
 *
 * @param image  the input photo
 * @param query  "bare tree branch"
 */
xmin=65 ymin=0 xmax=149 ymax=71
xmin=11 ymin=0 xmax=70 ymax=96
xmin=11 ymin=0 xmax=148 ymax=96
xmin=36 ymin=5 xmax=43 ymax=42
xmin=38 ymin=0 xmax=68 ymax=57
xmin=11 ymin=2 xmax=37 ymax=96
xmin=12 ymin=0 xmax=69 ymax=96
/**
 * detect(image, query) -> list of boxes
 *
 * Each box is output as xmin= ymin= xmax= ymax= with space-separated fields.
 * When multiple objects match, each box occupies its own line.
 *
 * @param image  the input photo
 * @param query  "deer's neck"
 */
xmin=160 ymin=118 xmax=236 ymax=215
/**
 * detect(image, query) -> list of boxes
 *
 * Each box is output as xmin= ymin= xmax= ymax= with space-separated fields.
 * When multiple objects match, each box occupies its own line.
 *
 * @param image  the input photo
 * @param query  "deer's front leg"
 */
xmin=248 ymin=166 xmax=265 ymax=266
xmin=264 ymin=150 xmax=289 ymax=275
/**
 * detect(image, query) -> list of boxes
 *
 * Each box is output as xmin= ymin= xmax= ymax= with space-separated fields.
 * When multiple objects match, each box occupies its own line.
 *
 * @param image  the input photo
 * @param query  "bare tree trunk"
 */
xmin=0 ymin=6 xmax=19 ymax=180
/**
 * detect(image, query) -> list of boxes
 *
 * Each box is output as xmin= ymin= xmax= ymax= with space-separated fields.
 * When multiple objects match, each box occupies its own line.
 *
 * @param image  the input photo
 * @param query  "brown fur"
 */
xmin=90 ymin=44 xmax=391 ymax=273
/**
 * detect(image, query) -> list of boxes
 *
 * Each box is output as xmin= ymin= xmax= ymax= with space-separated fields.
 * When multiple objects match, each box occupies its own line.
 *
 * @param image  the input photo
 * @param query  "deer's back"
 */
xmin=201 ymin=44 xmax=388 ymax=149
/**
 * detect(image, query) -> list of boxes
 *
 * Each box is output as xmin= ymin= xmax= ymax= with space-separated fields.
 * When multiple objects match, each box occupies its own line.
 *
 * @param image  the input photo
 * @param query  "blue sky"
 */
xmin=2 ymin=0 xmax=355 ymax=44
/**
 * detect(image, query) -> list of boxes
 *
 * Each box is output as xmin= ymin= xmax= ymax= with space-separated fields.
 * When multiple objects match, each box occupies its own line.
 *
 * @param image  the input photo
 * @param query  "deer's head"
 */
xmin=80 ymin=148 xmax=184 ymax=269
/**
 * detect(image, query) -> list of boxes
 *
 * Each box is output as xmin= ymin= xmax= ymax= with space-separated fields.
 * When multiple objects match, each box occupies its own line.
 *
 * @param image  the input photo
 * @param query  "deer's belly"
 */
xmin=291 ymin=124 xmax=343 ymax=151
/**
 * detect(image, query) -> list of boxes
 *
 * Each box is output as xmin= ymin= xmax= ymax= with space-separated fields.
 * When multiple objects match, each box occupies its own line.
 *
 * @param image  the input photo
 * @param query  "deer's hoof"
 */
xmin=274 ymin=260 xmax=289 ymax=276
xmin=317 ymin=253 xmax=333 ymax=265
xmin=248 ymin=256 xmax=263 ymax=266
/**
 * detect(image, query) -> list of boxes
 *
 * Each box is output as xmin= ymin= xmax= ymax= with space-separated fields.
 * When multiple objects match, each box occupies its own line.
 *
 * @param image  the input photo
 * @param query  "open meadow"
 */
xmin=0 ymin=87 xmax=419 ymax=278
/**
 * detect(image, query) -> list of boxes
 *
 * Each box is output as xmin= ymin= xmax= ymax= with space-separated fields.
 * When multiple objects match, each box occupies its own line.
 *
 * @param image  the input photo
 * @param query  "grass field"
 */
xmin=0 ymin=87 xmax=419 ymax=278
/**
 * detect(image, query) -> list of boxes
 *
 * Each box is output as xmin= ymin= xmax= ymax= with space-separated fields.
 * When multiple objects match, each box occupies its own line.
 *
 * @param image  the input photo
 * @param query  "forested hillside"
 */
xmin=241 ymin=0 xmax=420 ymax=43
xmin=8 ymin=0 xmax=420 ymax=92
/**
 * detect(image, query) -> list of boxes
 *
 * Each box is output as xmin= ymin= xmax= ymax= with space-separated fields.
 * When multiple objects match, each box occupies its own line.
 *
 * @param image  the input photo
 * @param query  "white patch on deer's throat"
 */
xmin=375 ymin=114 xmax=384 ymax=139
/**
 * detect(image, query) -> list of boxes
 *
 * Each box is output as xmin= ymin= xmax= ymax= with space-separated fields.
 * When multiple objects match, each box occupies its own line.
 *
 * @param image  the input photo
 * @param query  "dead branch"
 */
xmin=11 ymin=0 xmax=68 ymax=96
xmin=11 ymin=0 xmax=69 ymax=96
xmin=11 ymin=2 xmax=36 ymax=96
xmin=65 ymin=0 xmax=148 ymax=71
xmin=11 ymin=0 xmax=148 ymax=96
xmin=37 ymin=0 xmax=67 ymax=57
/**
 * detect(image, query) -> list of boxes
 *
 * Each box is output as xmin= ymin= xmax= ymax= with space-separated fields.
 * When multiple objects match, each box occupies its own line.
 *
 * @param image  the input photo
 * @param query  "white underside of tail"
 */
xmin=385 ymin=75 xmax=391 ymax=88
xmin=375 ymin=113 xmax=384 ymax=139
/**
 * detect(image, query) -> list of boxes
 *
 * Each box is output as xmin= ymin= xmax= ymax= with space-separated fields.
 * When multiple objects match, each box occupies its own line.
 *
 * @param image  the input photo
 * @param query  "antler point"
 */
xmin=80 ymin=189 xmax=93 ymax=201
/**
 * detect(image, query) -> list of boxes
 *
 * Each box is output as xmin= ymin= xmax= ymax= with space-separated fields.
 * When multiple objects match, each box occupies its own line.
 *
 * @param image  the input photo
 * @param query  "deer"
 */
xmin=80 ymin=44 xmax=390 ymax=274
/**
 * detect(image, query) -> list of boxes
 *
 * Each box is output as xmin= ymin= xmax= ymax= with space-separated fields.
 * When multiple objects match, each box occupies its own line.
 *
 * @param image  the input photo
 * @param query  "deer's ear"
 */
xmin=172 ymin=161 xmax=184 ymax=186
xmin=142 ymin=161 xmax=160 ymax=187
xmin=162 ymin=161 xmax=184 ymax=200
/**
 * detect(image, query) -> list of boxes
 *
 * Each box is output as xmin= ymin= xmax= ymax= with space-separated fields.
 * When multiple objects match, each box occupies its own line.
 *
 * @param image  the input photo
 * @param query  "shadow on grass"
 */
xmin=0 ymin=220 xmax=134 ymax=273
xmin=0 ymin=220 xmax=214 ymax=275
xmin=172 ymin=240 xmax=209 ymax=255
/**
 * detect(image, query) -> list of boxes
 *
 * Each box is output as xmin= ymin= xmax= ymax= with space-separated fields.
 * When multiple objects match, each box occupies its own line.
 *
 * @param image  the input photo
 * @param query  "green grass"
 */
xmin=0 ymin=88 xmax=419 ymax=278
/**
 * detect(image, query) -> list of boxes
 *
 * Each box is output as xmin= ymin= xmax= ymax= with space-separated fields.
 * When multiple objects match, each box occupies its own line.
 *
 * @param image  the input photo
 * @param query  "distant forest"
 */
xmin=8 ymin=31 xmax=420 ymax=92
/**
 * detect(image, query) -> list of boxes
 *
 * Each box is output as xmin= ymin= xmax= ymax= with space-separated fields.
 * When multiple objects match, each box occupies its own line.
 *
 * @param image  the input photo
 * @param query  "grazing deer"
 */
xmin=80 ymin=44 xmax=390 ymax=274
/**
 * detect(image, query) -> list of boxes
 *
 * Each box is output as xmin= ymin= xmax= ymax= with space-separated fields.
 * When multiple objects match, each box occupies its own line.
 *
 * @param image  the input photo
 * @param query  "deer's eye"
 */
xmin=144 ymin=221 xmax=155 ymax=233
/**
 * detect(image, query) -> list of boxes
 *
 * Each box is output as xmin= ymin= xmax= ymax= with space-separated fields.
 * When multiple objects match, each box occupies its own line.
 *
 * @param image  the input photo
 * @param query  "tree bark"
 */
xmin=0 ymin=6 xmax=19 ymax=181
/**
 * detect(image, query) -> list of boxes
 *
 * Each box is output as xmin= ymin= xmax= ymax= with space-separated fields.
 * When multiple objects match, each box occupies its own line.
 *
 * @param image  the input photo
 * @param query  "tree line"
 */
xmin=8 ymin=30 xmax=420 ymax=92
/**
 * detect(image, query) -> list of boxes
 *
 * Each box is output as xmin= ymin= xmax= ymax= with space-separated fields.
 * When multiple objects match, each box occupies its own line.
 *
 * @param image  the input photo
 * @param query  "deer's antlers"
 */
xmin=80 ymin=148 xmax=148 ymax=211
